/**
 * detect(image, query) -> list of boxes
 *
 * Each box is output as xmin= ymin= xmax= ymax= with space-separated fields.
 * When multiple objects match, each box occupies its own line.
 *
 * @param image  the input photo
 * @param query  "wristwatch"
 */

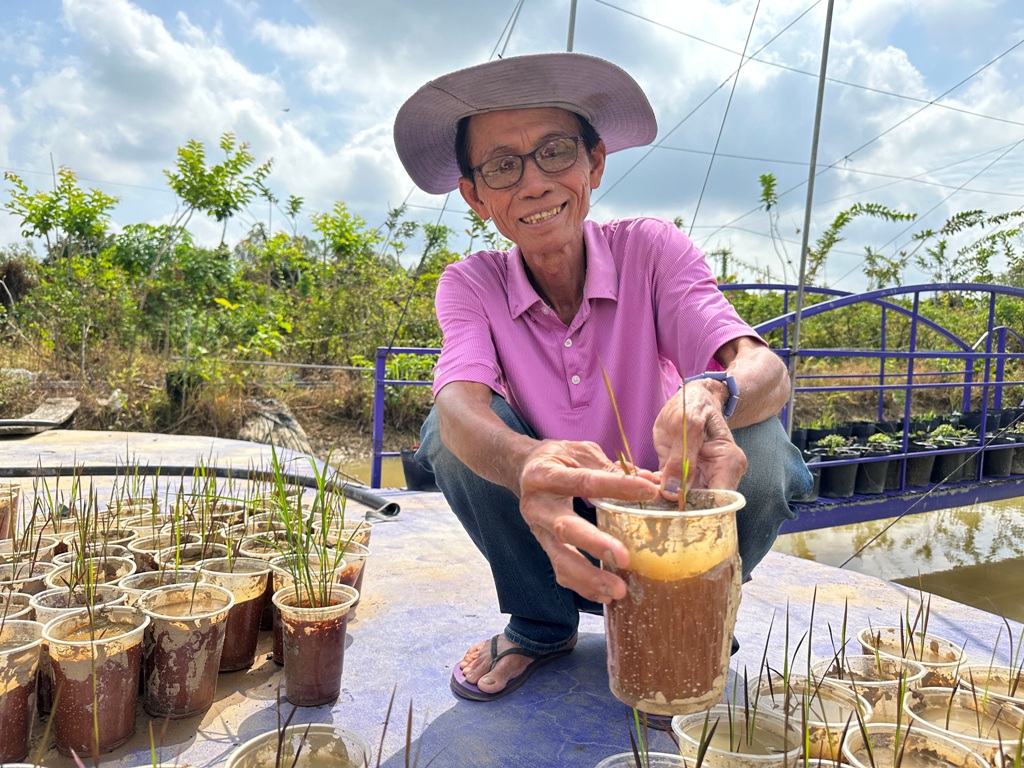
xmin=683 ymin=371 xmax=739 ymax=419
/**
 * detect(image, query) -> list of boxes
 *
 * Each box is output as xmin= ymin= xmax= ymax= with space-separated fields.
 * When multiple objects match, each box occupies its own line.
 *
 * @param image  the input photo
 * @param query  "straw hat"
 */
xmin=394 ymin=52 xmax=657 ymax=194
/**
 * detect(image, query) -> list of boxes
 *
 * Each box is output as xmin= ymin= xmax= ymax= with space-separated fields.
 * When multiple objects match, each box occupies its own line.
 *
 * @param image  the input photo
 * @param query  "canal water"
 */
xmin=345 ymin=457 xmax=1024 ymax=625
xmin=772 ymin=498 xmax=1024 ymax=624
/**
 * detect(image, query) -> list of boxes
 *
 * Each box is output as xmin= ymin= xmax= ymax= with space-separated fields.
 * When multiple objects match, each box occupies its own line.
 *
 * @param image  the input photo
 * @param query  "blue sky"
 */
xmin=1 ymin=0 xmax=1022 ymax=289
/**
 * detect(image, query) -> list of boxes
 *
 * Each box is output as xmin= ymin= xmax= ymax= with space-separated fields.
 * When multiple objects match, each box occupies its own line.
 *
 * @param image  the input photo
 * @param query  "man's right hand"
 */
xmin=517 ymin=439 xmax=659 ymax=604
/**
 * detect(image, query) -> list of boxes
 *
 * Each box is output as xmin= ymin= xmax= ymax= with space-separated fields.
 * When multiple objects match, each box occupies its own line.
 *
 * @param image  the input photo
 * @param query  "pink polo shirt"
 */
xmin=432 ymin=217 xmax=761 ymax=471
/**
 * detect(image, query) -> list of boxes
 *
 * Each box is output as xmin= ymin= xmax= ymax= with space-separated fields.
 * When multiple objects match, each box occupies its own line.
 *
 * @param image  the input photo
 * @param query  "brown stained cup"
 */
xmin=196 ymin=557 xmax=271 ymax=671
xmin=0 ymin=483 xmax=20 ymax=541
xmin=137 ymin=583 xmax=234 ymax=719
xmin=156 ymin=542 xmax=229 ymax=571
xmin=0 ymin=561 xmax=59 ymax=596
xmin=0 ymin=536 xmax=60 ymax=565
xmin=268 ymin=554 xmax=346 ymax=665
xmin=596 ymin=490 xmax=744 ymax=716
xmin=0 ymin=593 xmax=34 ymax=622
xmin=272 ymin=583 xmax=358 ymax=707
xmin=51 ymin=542 xmax=131 ymax=566
xmin=30 ymin=585 xmax=128 ymax=717
xmin=43 ymin=606 xmax=149 ymax=756
xmin=117 ymin=569 xmax=200 ymax=605
xmin=335 ymin=541 xmax=370 ymax=607
xmin=44 ymin=556 xmax=137 ymax=590
xmin=128 ymin=532 xmax=200 ymax=572
xmin=857 ymin=626 xmax=967 ymax=688
xmin=0 ymin=620 xmax=44 ymax=763
xmin=225 ymin=723 xmax=373 ymax=768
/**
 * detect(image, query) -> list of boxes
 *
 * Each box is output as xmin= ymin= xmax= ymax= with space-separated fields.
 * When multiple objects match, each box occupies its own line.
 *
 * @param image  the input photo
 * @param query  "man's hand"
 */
xmin=517 ymin=440 xmax=659 ymax=604
xmin=653 ymin=382 xmax=747 ymax=498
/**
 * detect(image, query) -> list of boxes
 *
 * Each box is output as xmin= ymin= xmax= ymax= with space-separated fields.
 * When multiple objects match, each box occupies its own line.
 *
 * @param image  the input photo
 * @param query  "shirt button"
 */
xmin=564 ymin=339 xmax=572 ymax=348
xmin=542 ymin=307 xmax=550 ymax=315
xmin=571 ymin=375 xmax=581 ymax=385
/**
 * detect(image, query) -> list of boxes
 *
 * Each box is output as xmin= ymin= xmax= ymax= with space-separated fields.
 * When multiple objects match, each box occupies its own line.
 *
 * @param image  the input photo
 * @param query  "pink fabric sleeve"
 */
xmin=431 ymin=258 xmax=505 ymax=397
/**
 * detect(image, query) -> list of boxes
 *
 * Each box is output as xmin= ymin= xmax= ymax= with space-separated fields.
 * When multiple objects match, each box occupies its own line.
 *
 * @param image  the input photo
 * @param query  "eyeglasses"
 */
xmin=471 ymin=136 xmax=583 ymax=190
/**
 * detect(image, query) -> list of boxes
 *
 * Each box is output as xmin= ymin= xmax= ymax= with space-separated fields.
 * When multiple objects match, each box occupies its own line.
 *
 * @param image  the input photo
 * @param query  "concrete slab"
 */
xmin=1 ymin=431 xmax=1021 ymax=768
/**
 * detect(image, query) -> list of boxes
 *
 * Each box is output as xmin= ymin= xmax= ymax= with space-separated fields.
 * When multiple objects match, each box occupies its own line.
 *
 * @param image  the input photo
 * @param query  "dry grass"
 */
xmin=0 ymin=347 xmax=426 ymax=462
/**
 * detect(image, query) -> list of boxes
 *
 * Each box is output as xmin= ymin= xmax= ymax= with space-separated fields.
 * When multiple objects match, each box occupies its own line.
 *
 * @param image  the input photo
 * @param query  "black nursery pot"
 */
xmin=854 ymin=449 xmax=890 ymax=495
xmin=982 ymin=437 xmax=1016 ymax=478
xmin=400 ymin=447 xmax=439 ymax=492
xmin=790 ymin=428 xmax=808 ymax=452
xmin=930 ymin=440 xmax=969 ymax=484
xmin=958 ymin=410 xmax=1001 ymax=434
xmin=811 ymin=450 xmax=859 ymax=499
xmin=848 ymin=421 xmax=876 ymax=440
xmin=806 ymin=427 xmax=835 ymax=443
xmin=905 ymin=442 xmax=937 ymax=487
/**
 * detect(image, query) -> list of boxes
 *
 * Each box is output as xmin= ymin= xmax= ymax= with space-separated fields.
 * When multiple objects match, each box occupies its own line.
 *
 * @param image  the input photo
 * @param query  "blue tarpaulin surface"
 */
xmin=2 ymin=431 xmax=1020 ymax=767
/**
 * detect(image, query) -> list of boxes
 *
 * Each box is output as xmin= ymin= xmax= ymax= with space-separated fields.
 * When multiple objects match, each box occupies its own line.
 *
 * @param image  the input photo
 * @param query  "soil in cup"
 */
xmin=605 ymin=557 xmax=735 ymax=712
xmin=280 ymin=599 xmax=349 ymax=706
xmin=50 ymin=640 xmax=142 ymax=755
xmin=218 ymin=595 xmax=263 ymax=671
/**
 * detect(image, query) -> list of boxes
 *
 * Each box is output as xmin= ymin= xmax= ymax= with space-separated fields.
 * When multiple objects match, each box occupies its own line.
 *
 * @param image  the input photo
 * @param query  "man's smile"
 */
xmin=521 ymin=203 xmax=566 ymax=224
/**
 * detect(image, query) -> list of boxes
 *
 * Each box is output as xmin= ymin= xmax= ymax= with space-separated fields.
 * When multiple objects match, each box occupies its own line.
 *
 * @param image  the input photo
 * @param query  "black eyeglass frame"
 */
xmin=470 ymin=136 xmax=584 ymax=190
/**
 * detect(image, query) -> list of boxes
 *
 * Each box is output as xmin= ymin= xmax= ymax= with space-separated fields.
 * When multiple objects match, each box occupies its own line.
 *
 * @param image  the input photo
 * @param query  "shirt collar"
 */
xmin=506 ymin=220 xmax=619 ymax=319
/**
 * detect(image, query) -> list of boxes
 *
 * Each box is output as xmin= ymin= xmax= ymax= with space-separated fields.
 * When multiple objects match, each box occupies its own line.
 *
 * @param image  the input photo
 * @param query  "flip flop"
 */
xmin=450 ymin=635 xmax=574 ymax=702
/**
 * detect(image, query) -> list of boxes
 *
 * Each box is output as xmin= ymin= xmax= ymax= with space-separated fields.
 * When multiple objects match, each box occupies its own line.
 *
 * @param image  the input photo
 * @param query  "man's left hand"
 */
xmin=653 ymin=382 xmax=747 ymax=498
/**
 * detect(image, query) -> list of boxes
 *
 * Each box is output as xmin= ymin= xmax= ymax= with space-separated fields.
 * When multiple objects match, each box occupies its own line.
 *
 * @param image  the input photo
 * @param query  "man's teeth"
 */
xmin=522 ymin=206 xmax=561 ymax=224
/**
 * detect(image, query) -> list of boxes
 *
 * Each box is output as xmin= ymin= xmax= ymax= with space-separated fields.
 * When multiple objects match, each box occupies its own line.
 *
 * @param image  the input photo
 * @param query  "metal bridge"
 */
xmin=369 ymin=282 xmax=1024 ymax=531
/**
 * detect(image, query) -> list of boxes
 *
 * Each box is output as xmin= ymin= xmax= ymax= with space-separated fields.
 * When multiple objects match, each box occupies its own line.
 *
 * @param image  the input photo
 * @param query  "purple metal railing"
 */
xmin=370 ymin=283 xmax=1024 ymax=529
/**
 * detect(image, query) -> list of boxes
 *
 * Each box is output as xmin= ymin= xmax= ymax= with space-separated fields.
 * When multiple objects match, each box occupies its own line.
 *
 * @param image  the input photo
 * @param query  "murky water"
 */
xmin=773 ymin=498 xmax=1024 ymax=623
xmin=343 ymin=456 xmax=1024 ymax=624
xmin=336 ymin=456 xmax=407 ymax=490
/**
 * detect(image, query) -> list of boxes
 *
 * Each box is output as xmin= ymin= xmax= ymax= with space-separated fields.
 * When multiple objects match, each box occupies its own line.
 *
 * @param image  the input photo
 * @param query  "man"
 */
xmin=393 ymin=52 xmax=812 ymax=702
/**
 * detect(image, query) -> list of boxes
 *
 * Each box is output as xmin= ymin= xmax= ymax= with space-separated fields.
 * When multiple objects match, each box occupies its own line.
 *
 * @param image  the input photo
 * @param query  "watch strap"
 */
xmin=682 ymin=371 xmax=738 ymax=419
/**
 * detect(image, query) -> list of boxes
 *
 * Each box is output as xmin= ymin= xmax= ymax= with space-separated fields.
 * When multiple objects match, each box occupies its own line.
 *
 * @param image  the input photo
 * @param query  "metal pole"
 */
xmin=567 ymin=0 xmax=578 ymax=52
xmin=785 ymin=0 xmax=836 ymax=434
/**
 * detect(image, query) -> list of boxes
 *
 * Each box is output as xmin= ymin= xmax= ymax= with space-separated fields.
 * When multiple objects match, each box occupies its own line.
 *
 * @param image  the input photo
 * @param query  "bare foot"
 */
xmin=459 ymin=634 xmax=577 ymax=695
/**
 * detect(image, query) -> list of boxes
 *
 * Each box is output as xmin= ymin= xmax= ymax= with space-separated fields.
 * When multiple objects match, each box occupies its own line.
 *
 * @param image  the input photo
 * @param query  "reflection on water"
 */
xmin=773 ymin=498 xmax=1024 ymax=622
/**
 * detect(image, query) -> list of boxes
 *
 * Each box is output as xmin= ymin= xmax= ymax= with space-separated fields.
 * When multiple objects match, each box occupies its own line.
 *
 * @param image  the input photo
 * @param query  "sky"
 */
xmin=1 ymin=0 xmax=1022 ymax=290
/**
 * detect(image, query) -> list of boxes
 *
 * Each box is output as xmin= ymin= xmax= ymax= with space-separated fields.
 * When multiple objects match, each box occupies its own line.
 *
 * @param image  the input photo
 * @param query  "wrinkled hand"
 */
xmin=518 ymin=440 xmax=659 ymax=604
xmin=653 ymin=384 xmax=747 ymax=498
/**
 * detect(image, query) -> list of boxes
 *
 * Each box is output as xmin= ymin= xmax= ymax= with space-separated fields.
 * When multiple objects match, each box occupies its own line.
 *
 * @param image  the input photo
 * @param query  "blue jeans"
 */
xmin=415 ymin=394 xmax=812 ymax=653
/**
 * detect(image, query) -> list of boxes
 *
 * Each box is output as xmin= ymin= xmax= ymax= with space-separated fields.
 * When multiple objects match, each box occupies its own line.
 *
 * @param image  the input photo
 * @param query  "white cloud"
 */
xmin=252 ymin=20 xmax=350 ymax=96
xmin=1 ymin=0 xmax=1021 ymax=283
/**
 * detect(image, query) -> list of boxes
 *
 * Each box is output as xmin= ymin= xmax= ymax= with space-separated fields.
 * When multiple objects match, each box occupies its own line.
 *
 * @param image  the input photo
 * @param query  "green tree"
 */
xmin=136 ymin=133 xmax=273 ymax=314
xmin=165 ymin=132 xmax=273 ymax=246
xmin=913 ymin=208 xmax=1023 ymax=290
xmin=2 ymin=168 xmax=119 ymax=260
xmin=21 ymin=250 xmax=138 ymax=373
xmin=758 ymin=173 xmax=917 ymax=286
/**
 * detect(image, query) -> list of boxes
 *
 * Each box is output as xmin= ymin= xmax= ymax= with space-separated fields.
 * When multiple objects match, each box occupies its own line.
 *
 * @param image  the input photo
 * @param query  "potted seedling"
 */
xmin=842 ymin=721 xmax=988 ymax=767
xmin=197 ymin=553 xmax=272 ymax=672
xmin=225 ymin=694 xmax=374 ymax=767
xmin=136 ymin=578 xmax=235 ymax=719
xmin=672 ymin=703 xmax=803 ymax=766
xmin=812 ymin=654 xmax=927 ymax=723
xmin=928 ymin=424 xmax=974 ymax=484
xmin=855 ymin=433 xmax=897 ymax=495
xmin=903 ymin=685 xmax=1024 ymax=766
xmin=810 ymin=434 xmax=859 ymax=498
xmin=595 ymin=369 xmax=744 ymax=716
xmin=43 ymin=594 xmax=149 ymax=755
xmin=756 ymin=670 xmax=872 ymax=761
xmin=268 ymin=447 xmax=361 ymax=706
xmin=857 ymin=598 xmax=968 ymax=688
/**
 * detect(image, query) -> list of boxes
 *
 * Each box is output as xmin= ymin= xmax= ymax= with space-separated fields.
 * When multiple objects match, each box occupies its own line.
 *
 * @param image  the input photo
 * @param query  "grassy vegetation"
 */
xmin=1 ymin=139 xmax=1022 ymax=455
